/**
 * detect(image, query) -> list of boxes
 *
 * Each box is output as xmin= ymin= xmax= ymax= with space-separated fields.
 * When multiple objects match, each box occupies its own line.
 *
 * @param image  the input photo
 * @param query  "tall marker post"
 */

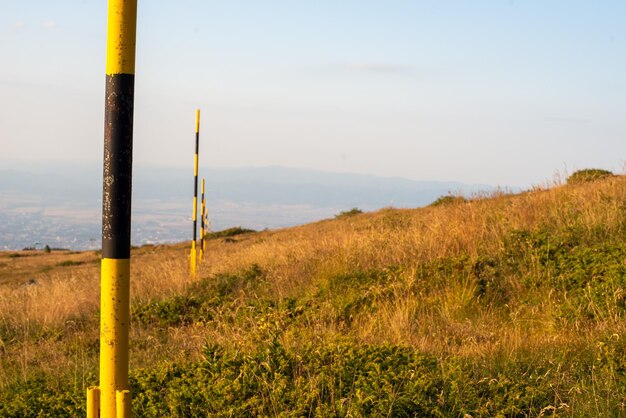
xmin=199 ymin=178 xmax=206 ymax=262
xmin=190 ymin=110 xmax=200 ymax=277
xmin=88 ymin=0 xmax=137 ymax=417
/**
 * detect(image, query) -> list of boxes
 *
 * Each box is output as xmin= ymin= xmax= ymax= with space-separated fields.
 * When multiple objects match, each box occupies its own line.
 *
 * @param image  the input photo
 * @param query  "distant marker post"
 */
xmin=204 ymin=196 xmax=210 ymax=239
xmin=95 ymin=0 xmax=138 ymax=417
xmin=202 ymin=182 xmax=207 ymax=253
xmin=190 ymin=109 xmax=200 ymax=277
xmin=199 ymin=178 xmax=205 ymax=262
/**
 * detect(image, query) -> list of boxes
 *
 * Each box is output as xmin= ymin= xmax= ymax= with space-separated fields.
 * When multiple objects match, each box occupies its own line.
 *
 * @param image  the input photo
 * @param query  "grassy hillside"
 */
xmin=1 ymin=175 xmax=625 ymax=416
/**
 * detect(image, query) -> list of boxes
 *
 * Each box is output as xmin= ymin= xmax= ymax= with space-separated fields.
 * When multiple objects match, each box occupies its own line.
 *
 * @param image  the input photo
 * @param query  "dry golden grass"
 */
xmin=0 ymin=249 xmax=98 ymax=286
xmin=1 ymin=175 xmax=625 ymax=393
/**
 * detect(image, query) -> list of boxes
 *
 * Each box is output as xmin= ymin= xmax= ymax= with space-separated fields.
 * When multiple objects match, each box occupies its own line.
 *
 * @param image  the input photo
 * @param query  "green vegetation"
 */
xmin=3 ymin=338 xmax=623 ymax=417
xmin=429 ymin=194 xmax=467 ymax=206
xmin=133 ymin=265 xmax=263 ymax=328
xmin=56 ymin=260 xmax=85 ymax=267
xmin=205 ymin=226 xmax=256 ymax=240
xmin=567 ymin=168 xmax=614 ymax=184
xmin=130 ymin=336 xmax=625 ymax=417
xmin=335 ymin=207 xmax=363 ymax=218
xmin=7 ymin=252 xmax=41 ymax=258
xmin=1 ymin=175 xmax=626 ymax=416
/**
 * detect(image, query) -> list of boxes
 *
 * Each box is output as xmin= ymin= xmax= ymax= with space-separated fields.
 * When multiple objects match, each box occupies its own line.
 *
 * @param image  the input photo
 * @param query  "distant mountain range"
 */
xmin=0 ymin=162 xmax=496 ymax=250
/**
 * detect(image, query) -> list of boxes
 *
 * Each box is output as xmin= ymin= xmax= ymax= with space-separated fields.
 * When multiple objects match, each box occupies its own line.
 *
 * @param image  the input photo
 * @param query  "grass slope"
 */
xmin=1 ymin=176 xmax=625 ymax=416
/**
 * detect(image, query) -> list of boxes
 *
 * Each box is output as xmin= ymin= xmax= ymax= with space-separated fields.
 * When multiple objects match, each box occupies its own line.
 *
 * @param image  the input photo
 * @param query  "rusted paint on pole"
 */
xmin=190 ymin=109 xmax=200 ymax=277
xmin=97 ymin=0 xmax=137 ymax=417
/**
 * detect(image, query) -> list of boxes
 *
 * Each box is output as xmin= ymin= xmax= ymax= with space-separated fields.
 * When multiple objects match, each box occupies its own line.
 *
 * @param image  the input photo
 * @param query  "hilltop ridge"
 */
xmin=1 ymin=174 xmax=625 ymax=416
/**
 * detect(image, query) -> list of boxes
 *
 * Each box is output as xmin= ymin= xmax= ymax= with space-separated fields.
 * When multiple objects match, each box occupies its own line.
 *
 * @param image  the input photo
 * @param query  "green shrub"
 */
xmin=430 ymin=195 xmax=466 ymax=207
xmin=205 ymin=227 xmax=256 ymax=240
xmin=124 ymin=339 xmax=624 ymax=417
xmin=335 ymin=208 xmax=363 ymax=218
xmin=505 ymin=227 xmax=626 ymax=323
xmin=0 ymin=376 xmax=86 ymax=418
xmin=133 ymin=264 xmax=264 ymax=327
xmin=567 ymin=169 xmax=613 ymax=184
xmin=5 ymin=338 xmax=625 ymax=417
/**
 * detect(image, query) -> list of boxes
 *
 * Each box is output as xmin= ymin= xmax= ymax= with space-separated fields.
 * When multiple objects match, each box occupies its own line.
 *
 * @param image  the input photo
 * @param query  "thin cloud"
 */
xmin=342 ymin=62 xmax=411 ymax=74
xmin=542 ymin=116 xmax=591 ymax=124
xmin=42 ymin=20 xmax=57 ymax=30
xmin=11 ymin=21 xmax=26 ymax=31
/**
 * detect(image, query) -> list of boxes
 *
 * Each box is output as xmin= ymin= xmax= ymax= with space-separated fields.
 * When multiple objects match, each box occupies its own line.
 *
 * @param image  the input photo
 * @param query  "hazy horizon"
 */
xmin=2 ymin=1 xmax=625 ymax=188
xmin=0 ymin=164 xmax=498 ymax=251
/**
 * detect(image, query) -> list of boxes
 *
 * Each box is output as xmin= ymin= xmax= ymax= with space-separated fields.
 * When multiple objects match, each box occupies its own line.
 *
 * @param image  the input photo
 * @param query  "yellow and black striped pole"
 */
xmin=88 ymin=1 xmax=138 ymax=417
xmin=202 ymin=180 xmax=207 ymax=253
xmin=190 ymin=109 xmax=200 ymax=277
xmin=204 ymin=196 xmax=210 ymax=239
xmin=199 ymin=178 xmax=205 ymax=262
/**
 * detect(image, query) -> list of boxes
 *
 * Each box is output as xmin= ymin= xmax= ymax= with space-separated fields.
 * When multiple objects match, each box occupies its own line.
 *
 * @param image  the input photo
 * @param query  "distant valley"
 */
xmin=0 ymin=163 xmax=494 ymax=250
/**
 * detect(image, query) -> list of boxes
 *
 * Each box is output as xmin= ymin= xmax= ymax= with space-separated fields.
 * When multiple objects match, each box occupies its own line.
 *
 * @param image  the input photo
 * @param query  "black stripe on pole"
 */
xmin=102 ymin=73 xmax=135 ymax=259
xmin=193 ymin=131 xmax=199 ymax=243
xmin=200 ymin=190 xmax=205 ymax=240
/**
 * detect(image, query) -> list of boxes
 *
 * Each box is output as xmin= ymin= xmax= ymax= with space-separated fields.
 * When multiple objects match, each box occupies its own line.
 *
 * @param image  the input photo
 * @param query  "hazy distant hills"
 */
xmin=0 ymin=163 xmax=494 ymax=250
xmin=134 ymin=166 xmax=490 ymax=207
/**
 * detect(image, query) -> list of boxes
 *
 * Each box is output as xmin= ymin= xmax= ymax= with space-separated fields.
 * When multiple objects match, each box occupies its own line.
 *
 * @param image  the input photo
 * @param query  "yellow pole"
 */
xmin=203 ymin=202 xmax=206 ymax=251
xmin=204 ymin=203 xmax=210 ymax=240
xmin=202 ymin=195 xmax=207 ymax=252
xmin=87 ymin=387 xmax=100 ymax=418
xmin=190 ymin=109 xmax=200 ymax=277
xmin=116 ymin=390 xmax=131 ymax=418
xmin=199 ymin=178 xmax=205 ymax=262
xmin=100 ymin=260 xmax=131 ymax=417
xmin=97 ymin=0 xmax=137 ymax=417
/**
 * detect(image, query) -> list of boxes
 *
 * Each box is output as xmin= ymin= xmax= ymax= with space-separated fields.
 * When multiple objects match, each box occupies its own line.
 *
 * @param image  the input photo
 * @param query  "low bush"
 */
xmin=430 ymin=195 xmax=466 ymax=207
xmin=205 ymin=227 xmax=256 ymax=240
xmin=567 ymin=169 xmax=613 ymax=184
xmin=335 ymin=208 xmax=363 ymax=218
xmin=133 ymin=264 xmax=264 ymax=327
xmin=3 ymin=338 xmax=624 ymax=417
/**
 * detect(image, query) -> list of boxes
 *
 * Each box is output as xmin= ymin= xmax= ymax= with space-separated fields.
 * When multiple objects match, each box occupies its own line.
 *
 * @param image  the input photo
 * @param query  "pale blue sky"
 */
xmin=1 ymin=1 xmax=625 ymax=186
